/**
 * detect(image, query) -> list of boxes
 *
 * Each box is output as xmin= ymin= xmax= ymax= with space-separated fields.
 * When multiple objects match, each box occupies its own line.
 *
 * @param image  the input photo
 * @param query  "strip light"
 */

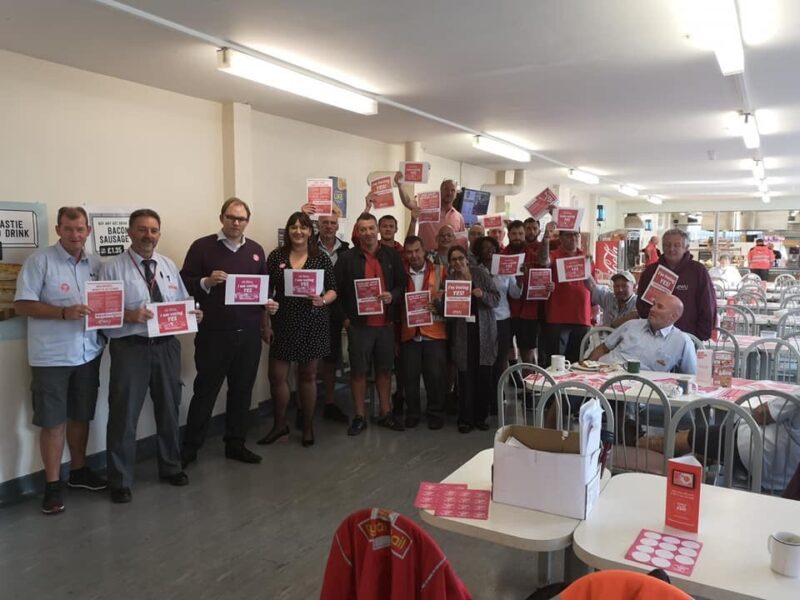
xmin=617 ymin=184 xmax=639 ymax=197
xmin=758 ymin=179 xmax=769 ymax=193
xmin=762 ymin=193 xmax=771 ymax=203
xmin=646 ymin=195 xmax=663 ymax=205
xmin=752 ymin=159 xmax=766 ymax=180
xmin=713 ymin=0 xmax=745 ymax=75
xmin=742 ymin=113 xmax=760 ymax=149
xmin=568 ymin=169 xmax=600 ymax=185
xmin=216 ymin=48 xmax=378 ymax=115
xmin=472 ymin=136 xmax=531 ymax=162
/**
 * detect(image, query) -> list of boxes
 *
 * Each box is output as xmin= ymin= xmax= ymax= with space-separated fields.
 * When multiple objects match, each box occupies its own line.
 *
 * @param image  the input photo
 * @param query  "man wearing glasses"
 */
xmin=179 ymin=198 xmax=270 ymax=468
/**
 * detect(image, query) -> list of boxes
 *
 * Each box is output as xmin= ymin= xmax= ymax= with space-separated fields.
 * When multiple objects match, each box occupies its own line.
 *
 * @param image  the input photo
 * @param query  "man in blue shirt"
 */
xmin=584 ymin=270 xmax=639 ymax=328
xmin=14 ymin=206 xmax=107 ymax=515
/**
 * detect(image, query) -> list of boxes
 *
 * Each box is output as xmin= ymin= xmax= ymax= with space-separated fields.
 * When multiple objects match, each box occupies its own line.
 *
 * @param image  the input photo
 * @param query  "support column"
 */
xmin=222 ymin=102 xmax=253 ymax=202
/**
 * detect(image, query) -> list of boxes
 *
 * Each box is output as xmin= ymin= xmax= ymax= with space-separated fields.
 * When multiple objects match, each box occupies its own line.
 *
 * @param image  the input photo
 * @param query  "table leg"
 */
xmin=564 ymin=544 xmax=589 ymax=583
xmin=537 ymin=551 xmax=552 ymax=586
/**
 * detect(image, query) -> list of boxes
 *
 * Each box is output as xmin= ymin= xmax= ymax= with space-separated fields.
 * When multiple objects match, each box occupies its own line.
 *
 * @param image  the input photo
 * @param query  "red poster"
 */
xmin=370 ymin=176 xmax=395 ymax=209
xmin=524 ymin=187 xmax=559 ymax=219
xmin=641 ymin=265 xmax=678 ymax=305
xmin=417 ymin=191 xmax=441 ymax=223
xmin=156 ymin=303 xmax=188 ymax=333
xmin=712 ymin=351 xmax=733 ymax=387
xmin=355 ymin=278 xmax=384 ymax=315
xmin=491 ymin=253 xmax=524 ymax=276
xmin=402 ymin=162 xmax=428 ymax=183
xmin=665 ymin=456 xmax=702 ymax=533
xmin=405 ymin=290 xmax=433 ymax=327
xmin=234 ymin=276 xmax=260 ymax=303
xmin=594 ymin=240 xmax=619 ymax=276
xmin=444 ymin=280 xmax=472 ymax=318
xmin=526 ymin=268 xmax=551 ymax=300
xmin=306 ymin=178 xmax=333 ymax=215
xmin=481 ymin=213 xmax=504 ymax=229
xmin=86 ymin=282 xmax=124 ymax=329
xmin=553 ymin=208 xmax=582 ymax=231
xmin=556 ymin=256 xmax=588 ymax=282
xmin=292 ymin=270 xmax=319 ymax=296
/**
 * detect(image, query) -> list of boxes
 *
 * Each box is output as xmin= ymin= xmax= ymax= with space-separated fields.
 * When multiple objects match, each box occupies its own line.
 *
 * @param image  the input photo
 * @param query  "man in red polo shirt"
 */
xmin=541 ymin=229 xmax=591 ymax=368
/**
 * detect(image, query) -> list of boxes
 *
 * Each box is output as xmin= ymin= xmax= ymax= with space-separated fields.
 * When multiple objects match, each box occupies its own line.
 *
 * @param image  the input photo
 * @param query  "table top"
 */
xmin=572 ymin=473 xmax=800 ymax=600
xmin=419 ymin=448 xmax=611 ymax=553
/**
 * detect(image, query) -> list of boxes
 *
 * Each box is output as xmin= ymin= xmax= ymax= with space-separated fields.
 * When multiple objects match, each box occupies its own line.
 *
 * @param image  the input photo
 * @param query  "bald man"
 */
xmin=587 ymin=294 xmax=696 ymax=374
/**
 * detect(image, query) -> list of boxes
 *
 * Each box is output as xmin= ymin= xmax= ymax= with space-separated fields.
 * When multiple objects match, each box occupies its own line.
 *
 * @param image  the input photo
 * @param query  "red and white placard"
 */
xmin=400 ymin=161 xmax=430 ymax=183
xmin=370 ymin=176 xmax=395 ymax=209
xmin=641 ymin=265 xmax=679 ymax=305
xmin=145 ymin=300 xmax=198 ymax=338
xmin=524 ymin=187 xmax=559 ymax=219
xmin=665 ymin=455 xmax=702 ymax=533
xmin=417 ymin=191 xmax=441 ymax=224
xmin=553 ymin=207 xmax=584 ymax=231
xmin=480 ymin=213 xmax=504 ymax=229
xmin=444 ymin=280 xmax=472 ymax=318
xmin=405 ymin=290 xmax=433 ymax=327
xmin=526 ymin=268 xmax=552 ymax=300
xmin=284 ymin=269 xmax=324 ymax=297
xmin=306 ymin=178 xmax=333 ymax=216
xmin=354 ymin=278 xmax=384 ymax=316
xmin=490 ymin=253 xmax=524 ymax=276
xmin=85 ymin=280 xmax=124 ymax=330
xmin=624 ymin=529 xmax=703 ymax=576
xmin=224 ymin=274 xmax=269 ymax=305
xmin=555 ymin=256 xmax=589 ymax=282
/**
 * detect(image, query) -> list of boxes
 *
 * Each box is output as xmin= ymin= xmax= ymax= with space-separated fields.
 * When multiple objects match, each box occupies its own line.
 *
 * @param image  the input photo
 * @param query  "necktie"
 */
xmin=143 ymin=259 xmax=163 ymax=302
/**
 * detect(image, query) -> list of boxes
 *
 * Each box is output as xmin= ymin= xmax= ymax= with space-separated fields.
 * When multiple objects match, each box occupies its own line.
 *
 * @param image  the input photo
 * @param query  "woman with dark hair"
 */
xmin=441 ymin=242 xmax=500 ymax=433
xmin=259 ymin=212 xmax=337 ymax=447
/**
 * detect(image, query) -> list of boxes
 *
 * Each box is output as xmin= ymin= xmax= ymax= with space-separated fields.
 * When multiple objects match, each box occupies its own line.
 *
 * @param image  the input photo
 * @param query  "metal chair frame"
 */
xmin=578 ymin=326 xmax=615 ymax=360
xmin=716 ymin=304 xmax=756 ymax=336
xmin=708 ymin=327 xmax=740 ymax=376
xmin=777 ymin=309 xmax=800 ymax=338
xmin=496 ymin=363 xmax=555 ymax=428
xmin=741 ymin=338 xmax=800 ymax=384
xmin=535 ymin=381 xmax=614 ymax=436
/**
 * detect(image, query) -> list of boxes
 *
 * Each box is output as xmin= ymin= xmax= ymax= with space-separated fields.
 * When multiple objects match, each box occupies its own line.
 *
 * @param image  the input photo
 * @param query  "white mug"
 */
xmin=551 ymin=355 xmax=571 ymax=372
xmin=768 ymin=531 xmax=800 ymax=577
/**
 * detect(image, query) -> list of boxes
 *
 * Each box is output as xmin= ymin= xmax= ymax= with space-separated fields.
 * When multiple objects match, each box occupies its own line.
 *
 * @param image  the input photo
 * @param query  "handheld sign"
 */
xmin=354 ymin=278 xmax=384 ymax=316
xmin=417 ymin=191 xmax=441 ymax=224
xmin=555 ymin=256 xmax=589 ymax=282
xmin=370 ymin=176 xmax=395 ymax=209
xmin=284 ymin=269 xmax=324 ymax=297
xmin=480 ymin=213 xmax=504 ymax=229
xmin=524 ymin=187 xmax=559 ymax=219
xmin=641 ymin=265 xmax=679 ymax=305
xmin=491 ymin=253 xmax=524 ymax=276
xmin=405 ymin=290 xmax=433 ymax=327
xmin=224 ymin=274 xmax=269 ymax=305
xmin=146 ymin=300 xmax=198 ymax=337
xmin=400 ymin=161 xmax=430 ymax=183
xmin=85 ymin=280 xmax=124 ymax=330
xmin=444 ymin=280 xmax=472 ymax=318
xmin=553 ymin=207 xmax=584 ymax=231
xmin=306 ymin=178 xmax=333 ymax=216
xmin=526 ymin=268 xmax=551 ymax=300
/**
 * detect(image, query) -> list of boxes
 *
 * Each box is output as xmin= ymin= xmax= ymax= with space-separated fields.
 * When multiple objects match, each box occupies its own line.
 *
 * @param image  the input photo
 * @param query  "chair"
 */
xmin=320 ymin=508 xmax=472 ymax=600
xmin=776 ymin=309 xmax=800 ymax=337
xmin=665 ymin=398 xmax=763 ymax=492
xmin=716 ymin=304 xmax=756 ymax=336
xmin=782 ymin=332 xmax=800 ymax=354
xmin=781 ymin=293 xmax=800 ymax=310
xmin=736 ymin=291 xmax=767 ymax=314
xmin=599 ymin=375 xmax=671 ymax=475
xmin=496 ymin=363 xmax=555 ymax=428
xmin=578 ymin=326 xmax=614 ymax=360
xmin=734 ymin=390 xmax=800 ymax=495
xmin=535 ymin=381 xmax=614 ymax=437
xmin=713 ymin=281 xmax=726 ymax=300
xmin=779 ymin=285 xmax=800 ymax=306
xmin=741 ymin=273 xmax=763 ymax=287
xmin=558 ymin=570 xmax=692 ymax=600
xmin=775 ymin=273 xmax=797 ymax=289
xmin=708 ymin=327 xmax=740 ymax=376
xmin=741 ymin=338 xmax=800 ymax=384
xmin=686 ymin=332 xmax=704 ymax=352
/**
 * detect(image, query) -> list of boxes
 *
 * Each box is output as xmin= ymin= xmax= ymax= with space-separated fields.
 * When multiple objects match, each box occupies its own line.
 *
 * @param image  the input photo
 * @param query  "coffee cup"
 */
xmin=768 ymin=531 xmax=800 ymax=577
xmin=551 ymin=355 xmax=571 ymax=372
xmin=678 ymin=380 xmax=690 ymax=395
xmin=626 ymin=360 xmax=640 ymax=374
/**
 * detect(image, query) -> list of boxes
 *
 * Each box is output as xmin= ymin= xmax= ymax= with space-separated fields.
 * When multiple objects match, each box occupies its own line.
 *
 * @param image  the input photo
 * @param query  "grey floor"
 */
xmin=0 ymin=400 xmax=553 ymax=600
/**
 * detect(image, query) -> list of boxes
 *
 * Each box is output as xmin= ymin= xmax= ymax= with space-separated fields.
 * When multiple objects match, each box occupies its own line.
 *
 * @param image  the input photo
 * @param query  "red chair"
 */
xmin=559 ymin=570 xmax=691 ymax=600
xmin=320 ymin=508 xmax=472 ymax=600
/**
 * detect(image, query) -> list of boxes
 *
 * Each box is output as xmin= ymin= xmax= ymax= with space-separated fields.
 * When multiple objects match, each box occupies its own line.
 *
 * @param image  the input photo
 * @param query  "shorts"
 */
xmin=347 ymin=323 xmax=395 ymax=375
xmin=511 ymin=317 xmax=539 ymax=351
xmin=31 ymin=353 xmax=102 ymax=428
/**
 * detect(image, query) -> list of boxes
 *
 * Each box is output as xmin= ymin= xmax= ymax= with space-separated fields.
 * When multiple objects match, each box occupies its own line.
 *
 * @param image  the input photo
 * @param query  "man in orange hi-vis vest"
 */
xmin=747 ymin=238 xmax=774 ymax=281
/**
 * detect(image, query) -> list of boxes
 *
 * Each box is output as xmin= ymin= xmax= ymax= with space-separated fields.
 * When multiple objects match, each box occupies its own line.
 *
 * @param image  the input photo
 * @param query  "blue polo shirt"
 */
xmin=600 ymin=318 xmax=697 ymax=374
xmin=15 ymin=243 xmax=104 ymax=367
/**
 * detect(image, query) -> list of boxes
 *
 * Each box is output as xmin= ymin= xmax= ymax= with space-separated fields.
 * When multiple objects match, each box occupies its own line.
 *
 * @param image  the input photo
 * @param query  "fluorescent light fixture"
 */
xmin=568 ymin=169 xmax=600 ymax=185
xmin=617 ymin=184 xmax=639 ymax=197
xmin=752 ymin=159 xmax=766 ymax=180
xmin=472 ymin=136 xmax=531 ymax=162
xmin=758 ymin=179 xmax=769 ymax=193
xmin=762 ymin=192 xmax=771 ymax=203
xmin=646 ymin=195 xmax=663 ymax=205
xmin=678 ymin=0 xmax=744 ymax=75
xmin=742 ymin=113 xmax=760 ymax=149
xmin=216 ymin=48 xmax=377 ymax=115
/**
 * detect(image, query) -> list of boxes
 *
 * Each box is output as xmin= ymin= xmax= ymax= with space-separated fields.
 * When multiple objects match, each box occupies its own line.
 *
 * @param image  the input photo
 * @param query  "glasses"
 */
xmin=224 ymin=215 xmax=249 ymax=223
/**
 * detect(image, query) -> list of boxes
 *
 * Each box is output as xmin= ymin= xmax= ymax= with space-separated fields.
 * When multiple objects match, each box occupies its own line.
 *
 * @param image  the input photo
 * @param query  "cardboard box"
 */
xmin=492 ymin=424 xmax=602 ymax=520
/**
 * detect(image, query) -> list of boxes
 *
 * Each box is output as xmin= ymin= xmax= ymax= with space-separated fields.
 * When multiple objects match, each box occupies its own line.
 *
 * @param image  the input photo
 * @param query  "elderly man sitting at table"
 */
xmin=586 ymin=294 xmax=697 ymax=374
xmin=708 ymin=254 xmax=742 ymax=290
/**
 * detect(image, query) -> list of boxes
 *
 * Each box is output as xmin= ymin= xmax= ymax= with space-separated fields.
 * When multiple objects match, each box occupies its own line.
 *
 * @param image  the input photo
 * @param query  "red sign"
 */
xmin=306 ymin=178 xmax=333 ymax=215
xmin=355 ymin=278 xmax=384 ymax=315
xmin=524 ymin=187 xmax=559 ymax=219
xmin=665 ymin=456 xmax=702 ymax=532
xmin=526 ymin=268 xmax=551 ymax=300
xmin=481 ymin=213 xmax=504 ymax=229
xmin=234 ymin=276 xmax=261 ymax=303
xmin=156 ymin=303 xmax=189 ymax=333
xmin=370 ymin=176 xmax=394 ymax=209
xmin=491 ymin=253 xmax=524 ymax=276
xmin=556 ymin=256 xmax=588 ymax=282
xmin=405 ymin=290 xmax=433 ymax=327
xmin=444 ymin=280 xmax=472 ymax=318
xmin=594 ymin=240 xmax=619 ymax=276
xmin=417 ymin=191 xmax=441 ymax=224
xmin=292 ymin=270 xmax=319 ymax=296
xmin=85 ymin=282 xmax=124 ymax=329
xmin=553 ymin=207 xmax=583 ymax=231
xmin=402 ymin=161 xmax=429 ymax=183
xmin=641 ymin=265 xmax=679 ymax=305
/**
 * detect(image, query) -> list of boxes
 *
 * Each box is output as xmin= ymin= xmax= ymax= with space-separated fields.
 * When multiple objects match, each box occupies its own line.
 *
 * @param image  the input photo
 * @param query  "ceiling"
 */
xmin=2 ymin=0 xmax=798 ymax=204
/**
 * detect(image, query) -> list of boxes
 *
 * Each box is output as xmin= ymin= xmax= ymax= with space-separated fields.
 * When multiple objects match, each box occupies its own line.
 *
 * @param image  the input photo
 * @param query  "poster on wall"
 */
xmin=86 ymin=208 xmax=132 ymax=258
xmin=330 ymin=176 xmax=348 ymax=218
xmin=0 ymin=201 xmax=49 ymax=340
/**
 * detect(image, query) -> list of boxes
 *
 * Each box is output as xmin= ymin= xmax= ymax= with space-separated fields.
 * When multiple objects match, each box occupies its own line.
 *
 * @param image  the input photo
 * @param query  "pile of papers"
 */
xmin=414 ymin=482 xmax=490 ymax=520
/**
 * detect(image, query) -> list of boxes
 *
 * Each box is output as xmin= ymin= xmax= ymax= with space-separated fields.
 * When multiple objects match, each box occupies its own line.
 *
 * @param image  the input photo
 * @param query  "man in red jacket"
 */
xmin=747 ymin=238 xmax=773 ymax=281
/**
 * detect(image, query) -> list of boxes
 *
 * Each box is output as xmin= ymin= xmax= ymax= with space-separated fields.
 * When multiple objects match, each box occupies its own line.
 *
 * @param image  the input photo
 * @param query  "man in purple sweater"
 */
xmin=179 ymin=198 xmax=271 ymax=467
xmin=636 ymin=228 xmax=717 ymax=341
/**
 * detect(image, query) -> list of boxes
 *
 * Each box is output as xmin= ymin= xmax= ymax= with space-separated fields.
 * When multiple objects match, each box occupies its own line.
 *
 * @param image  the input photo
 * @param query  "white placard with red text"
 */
xmin=284 ymin=269 xmax=324 ymax=297
xmin=641 ymin=265 xmax=679 ymax=305
xmin=444 ymin=280 xmax=472 ymax=318
xmin=524 ymin=187 xmax=559 ymax=219
xmin=354 ymin=278 xmax=384 ymax=316
xmin=306 ymin=178 xmax=333 ymax=217
xmin=405 ymin=290 xmax=433 ymax=327
xmin=224 ymin=274 xmax=269 ymax=305
xmin=491 ymin=253 xmax=524 ymax=276
xmin=400 ymin=161 xmax=430 ymax=183
xmin=145 ymin=300 xmax=198 ymax=338
xmin=480 ymin=213 xmax=504 ymax=229
xmin=417 ymin=191 xmax=441 ymax=224
xmin=555 ymin=256 xmax=589 ymax=282
xmin=553 ymin=207 xmax=584 ymax=231
xmin=526 ymin=269 xmax=552 ymax=300
xmin=85 ymin=280 xmax=124 ymax=330
xmin=370 ymin=176 xmax=395 ymax=209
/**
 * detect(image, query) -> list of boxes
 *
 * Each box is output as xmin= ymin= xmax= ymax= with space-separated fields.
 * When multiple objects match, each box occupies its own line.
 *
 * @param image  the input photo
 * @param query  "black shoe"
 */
xmin=41 ymin=481 xmax=64 ymax=515
xmin=225 ymin=443 xmax=262 ymax=464
xmin=347 ymin=415 xmax=367 ymax=436
xmin=159 ymin=471 xmax=189 ymax=487
xmin=257 ymin=426 xmax=290 ymax=445
xmin=110 ymin=487 xmax=132 ymax=504
xmin=323 ymin=403 xmax=349 ymax=423
xmin=457 ymin=422 xmax=473 ymax=434
xmin=475 ymin=421 xmax=490 ymax=431
xmin=302 ymin=425 xmax=315 ymax=447
xmin=180 ymin=449 xmax=197 ymax=470
xmin=68 ymin=467 xmax=108 ymax=491
xmin=295 ymin=409 xmax=305 ymax=431
xmin=377 ymin=414 xmax=405 ymax=431
xmin=428 ymin=416 xmax=444 ymax=430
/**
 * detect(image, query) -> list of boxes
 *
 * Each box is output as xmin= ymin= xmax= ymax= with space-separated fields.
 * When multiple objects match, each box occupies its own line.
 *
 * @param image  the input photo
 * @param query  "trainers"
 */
xmin=377 ymin=414 xmax=405 ymax=432
xmin=347 ymin=415 xmax=367 ymax=436
xmin=68 ymin=467 xmax=108 ymax=491
xmin=323 ymin=403 xmax=349 ymax=423
xmin=41 ymin=481 xmax=65 ymax=515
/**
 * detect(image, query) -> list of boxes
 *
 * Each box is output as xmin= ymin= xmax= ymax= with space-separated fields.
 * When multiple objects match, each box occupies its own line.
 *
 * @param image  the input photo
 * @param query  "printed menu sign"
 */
xmin=526 ymin=268 xmax=552 ymax=300
xmin=354 ymin=278 xmax=384 ymax=315
xmin=405 ymin=290 xmax=433 ymax=327
xmin=712 ymin=350 xmax=733 ymax=387
xmin=417 ymin=191 xmax=441 ymax=224
xmin=306 ymin=178 xmax=333 ymax=216
xmin=641 ymin=265 xmax=679 ymax=305
xmin=400 ymin=161 xmax=430 ymax=183
xmin=665 ymin=456 xmax=702 ymax=533
xmin=85 ymin=280 xmax=124 ymax=330
xmin=145 ymin=300 xmax=198 ymax=337
xmin=555 ymin=256 xmax=589 ymax=282
xmin=491 ymin=253 xmax=524 ymax=276
xmin=524 ymin=187 xmax=559 ymax=219
xmin=224 ymin=274 xmax=269 ymax=305
xmin=480 ymin=213 xmax=504 ymax=229
xmin=369 ymin=176 xmax=395 ymax=209
xmin=444 ymin=280 xmax=471 ymax=318
xmin=284 ymin=269 xmax=324 ymax=297
xmin=553 ymin=207 xmax=583 ymax=231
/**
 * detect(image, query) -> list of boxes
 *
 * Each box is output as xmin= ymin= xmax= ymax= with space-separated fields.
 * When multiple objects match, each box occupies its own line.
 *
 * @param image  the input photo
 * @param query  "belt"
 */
xmin=121 ymin=334 xmax=174 ymax=345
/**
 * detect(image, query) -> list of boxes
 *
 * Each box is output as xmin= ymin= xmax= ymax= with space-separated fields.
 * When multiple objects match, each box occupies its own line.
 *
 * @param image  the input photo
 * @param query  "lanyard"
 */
xmin=128 ymin=250 xmax=159 ymax=298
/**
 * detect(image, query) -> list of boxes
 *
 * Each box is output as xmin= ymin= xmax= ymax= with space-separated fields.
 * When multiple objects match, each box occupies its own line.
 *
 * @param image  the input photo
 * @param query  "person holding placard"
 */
xmin=100 ymin=209 xmax=203 ymax=504
xmin=439 ymin=245 xmax=500 ymax=433
xmin=179 ymin=197 xmax=274 ymax=469
xmin=636 ymin=228 xmax=716 ymax=341
xmin=397 ymin=175 xmax=466 ymax=251
xmin=260 ymin=212 xmax=337 ymax=448
xmin=14 ymin=206 xmax=107 ymax=514
xmin=347 ymin=190 xmax=405 ymax=253
xmin=584 ymin=270 xmax=638 ymax=328
xmin=335 ymin=213 xmax=407 ymax=436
